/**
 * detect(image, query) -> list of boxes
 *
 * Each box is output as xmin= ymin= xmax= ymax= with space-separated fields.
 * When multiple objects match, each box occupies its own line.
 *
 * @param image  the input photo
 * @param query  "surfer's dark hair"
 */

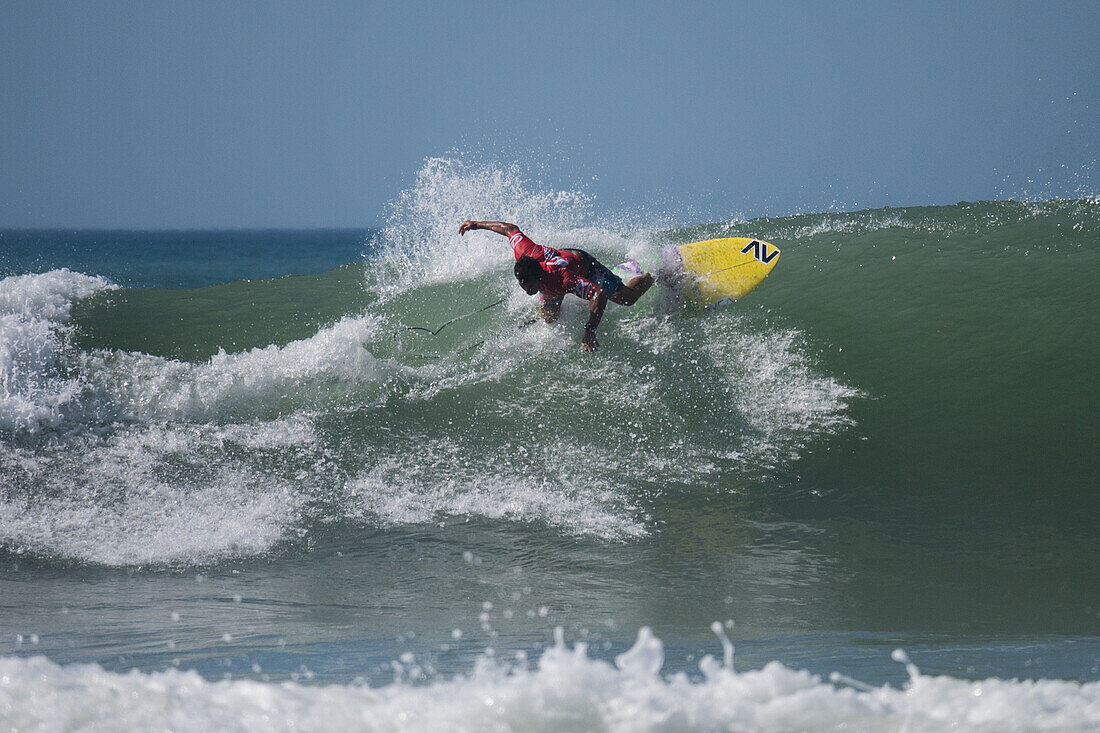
xmin=514 ymin=256 xmax=542 ymax=284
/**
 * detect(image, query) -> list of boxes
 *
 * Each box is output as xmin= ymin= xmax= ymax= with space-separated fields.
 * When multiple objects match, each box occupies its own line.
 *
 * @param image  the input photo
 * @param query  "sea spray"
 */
xmin=373 ymin=157 xmax=644 ymax=298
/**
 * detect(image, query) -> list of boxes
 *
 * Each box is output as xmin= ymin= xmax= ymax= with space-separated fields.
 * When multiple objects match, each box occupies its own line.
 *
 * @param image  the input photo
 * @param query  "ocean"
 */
xmin=1 ymin=160 xmax=1098 ymax=731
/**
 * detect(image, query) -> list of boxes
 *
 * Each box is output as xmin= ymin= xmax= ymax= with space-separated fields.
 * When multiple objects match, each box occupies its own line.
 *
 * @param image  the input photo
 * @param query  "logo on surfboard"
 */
xmin=740 ymin=240 xmax=779 ymax=264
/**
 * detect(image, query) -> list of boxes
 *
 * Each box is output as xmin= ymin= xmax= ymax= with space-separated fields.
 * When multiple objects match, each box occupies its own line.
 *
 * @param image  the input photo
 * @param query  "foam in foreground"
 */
xmin=2 ymin=628 xmax=1098 ymax=732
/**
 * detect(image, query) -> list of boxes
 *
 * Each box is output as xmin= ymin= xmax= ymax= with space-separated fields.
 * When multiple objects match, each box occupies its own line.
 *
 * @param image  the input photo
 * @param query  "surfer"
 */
xmin=458 ymin=220 xmax=654 ymax=352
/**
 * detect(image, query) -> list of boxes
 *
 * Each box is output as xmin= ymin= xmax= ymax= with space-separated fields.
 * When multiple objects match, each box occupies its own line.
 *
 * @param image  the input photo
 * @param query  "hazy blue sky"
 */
xmin=2 ymin=1 xmax=1096 ymax=228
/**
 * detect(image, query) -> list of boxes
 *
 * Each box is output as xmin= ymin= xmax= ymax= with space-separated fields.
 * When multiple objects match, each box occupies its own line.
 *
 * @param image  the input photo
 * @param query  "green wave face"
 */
xmin=737 ymin=200 xmax=1100 ymax=523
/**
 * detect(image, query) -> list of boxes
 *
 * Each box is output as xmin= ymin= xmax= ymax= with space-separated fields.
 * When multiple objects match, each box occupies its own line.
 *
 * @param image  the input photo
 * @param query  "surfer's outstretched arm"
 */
xmin=459 ymin=220 xmax=518 ymax=237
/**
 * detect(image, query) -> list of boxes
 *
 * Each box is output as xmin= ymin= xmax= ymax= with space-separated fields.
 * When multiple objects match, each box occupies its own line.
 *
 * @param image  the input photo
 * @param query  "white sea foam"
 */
xmin=0 ymin=270 xmax=115 ymax=433
xmin=612 ymin=312 xmax=860 ymax=476
xmin=1 ymin=628 xmax=1097 ymax=732
xmin=0 ymin=314 xmax=385 ymax=564
xmin=82 ymin=314 xmax=391 ymax=425
xmin=344 ymin=437 xmax=646 ymax=541
xmin=714 ymin=325 xmax=862 ymax=466
xmin=0 ymin=419 xmax=311 ymax=565
xmin=0 ymin=268 xmax=113 ymax=322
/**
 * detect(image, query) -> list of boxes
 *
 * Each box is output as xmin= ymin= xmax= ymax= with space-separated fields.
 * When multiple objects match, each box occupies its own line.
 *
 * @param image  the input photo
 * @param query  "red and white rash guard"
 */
xmin=508 ymin=229 xmax=600 ymax=303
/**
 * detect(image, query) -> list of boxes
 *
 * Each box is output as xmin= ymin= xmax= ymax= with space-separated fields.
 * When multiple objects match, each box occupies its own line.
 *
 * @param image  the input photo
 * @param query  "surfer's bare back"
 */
xmin=459 ymin=220 xmax=653 ymax=352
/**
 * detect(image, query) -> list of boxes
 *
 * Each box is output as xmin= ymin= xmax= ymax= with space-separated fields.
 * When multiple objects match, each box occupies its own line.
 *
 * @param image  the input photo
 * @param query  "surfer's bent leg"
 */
xmin=578 ymin=253 xmax=653 ymax=307
xmin=609 ymin=273 xmax=654 ymax=306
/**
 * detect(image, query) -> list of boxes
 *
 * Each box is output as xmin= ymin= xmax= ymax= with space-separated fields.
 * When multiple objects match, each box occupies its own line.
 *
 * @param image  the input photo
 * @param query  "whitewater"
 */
xmin=1 ymin=158 xmax=1098 ymax=730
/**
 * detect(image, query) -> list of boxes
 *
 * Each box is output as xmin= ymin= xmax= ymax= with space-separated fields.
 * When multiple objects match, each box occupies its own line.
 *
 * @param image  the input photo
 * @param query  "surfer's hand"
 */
xmin=581 ymin=330 xmax=599 ymax=353
xmin=458 ymin=220 xmax=477 ymax=236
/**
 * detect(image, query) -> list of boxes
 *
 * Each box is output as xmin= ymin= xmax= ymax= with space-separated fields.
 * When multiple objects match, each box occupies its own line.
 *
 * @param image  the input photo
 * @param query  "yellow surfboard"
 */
xmin=668 ymin=237 xmax=781 ymax=304
xmin=615 ymin=238 xmax=780 ymax=306
xmin=612 ymin=237 xmax=781 ymax=306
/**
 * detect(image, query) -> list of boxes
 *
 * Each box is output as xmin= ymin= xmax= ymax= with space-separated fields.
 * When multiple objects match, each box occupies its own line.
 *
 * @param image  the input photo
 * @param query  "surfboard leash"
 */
xmin=397 ymin=297 xmax=506 ymax=338
xmin=385 ymin=298 xmax=537 ymax=361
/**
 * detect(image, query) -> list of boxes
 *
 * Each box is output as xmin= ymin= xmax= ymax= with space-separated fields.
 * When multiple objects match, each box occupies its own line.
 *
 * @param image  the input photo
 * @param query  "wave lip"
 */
xmin=2 ymin=628 xmax=1097 ymax=732
xmin=0 ymin=269 xmax=115 ymax=434
xmin=86 ymin=314 xmax=390 ymax=425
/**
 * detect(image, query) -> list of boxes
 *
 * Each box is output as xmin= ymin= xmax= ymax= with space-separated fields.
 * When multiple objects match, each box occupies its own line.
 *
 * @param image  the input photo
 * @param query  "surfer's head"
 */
xmin=514 ymin=256 xmax=542 ymax=294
